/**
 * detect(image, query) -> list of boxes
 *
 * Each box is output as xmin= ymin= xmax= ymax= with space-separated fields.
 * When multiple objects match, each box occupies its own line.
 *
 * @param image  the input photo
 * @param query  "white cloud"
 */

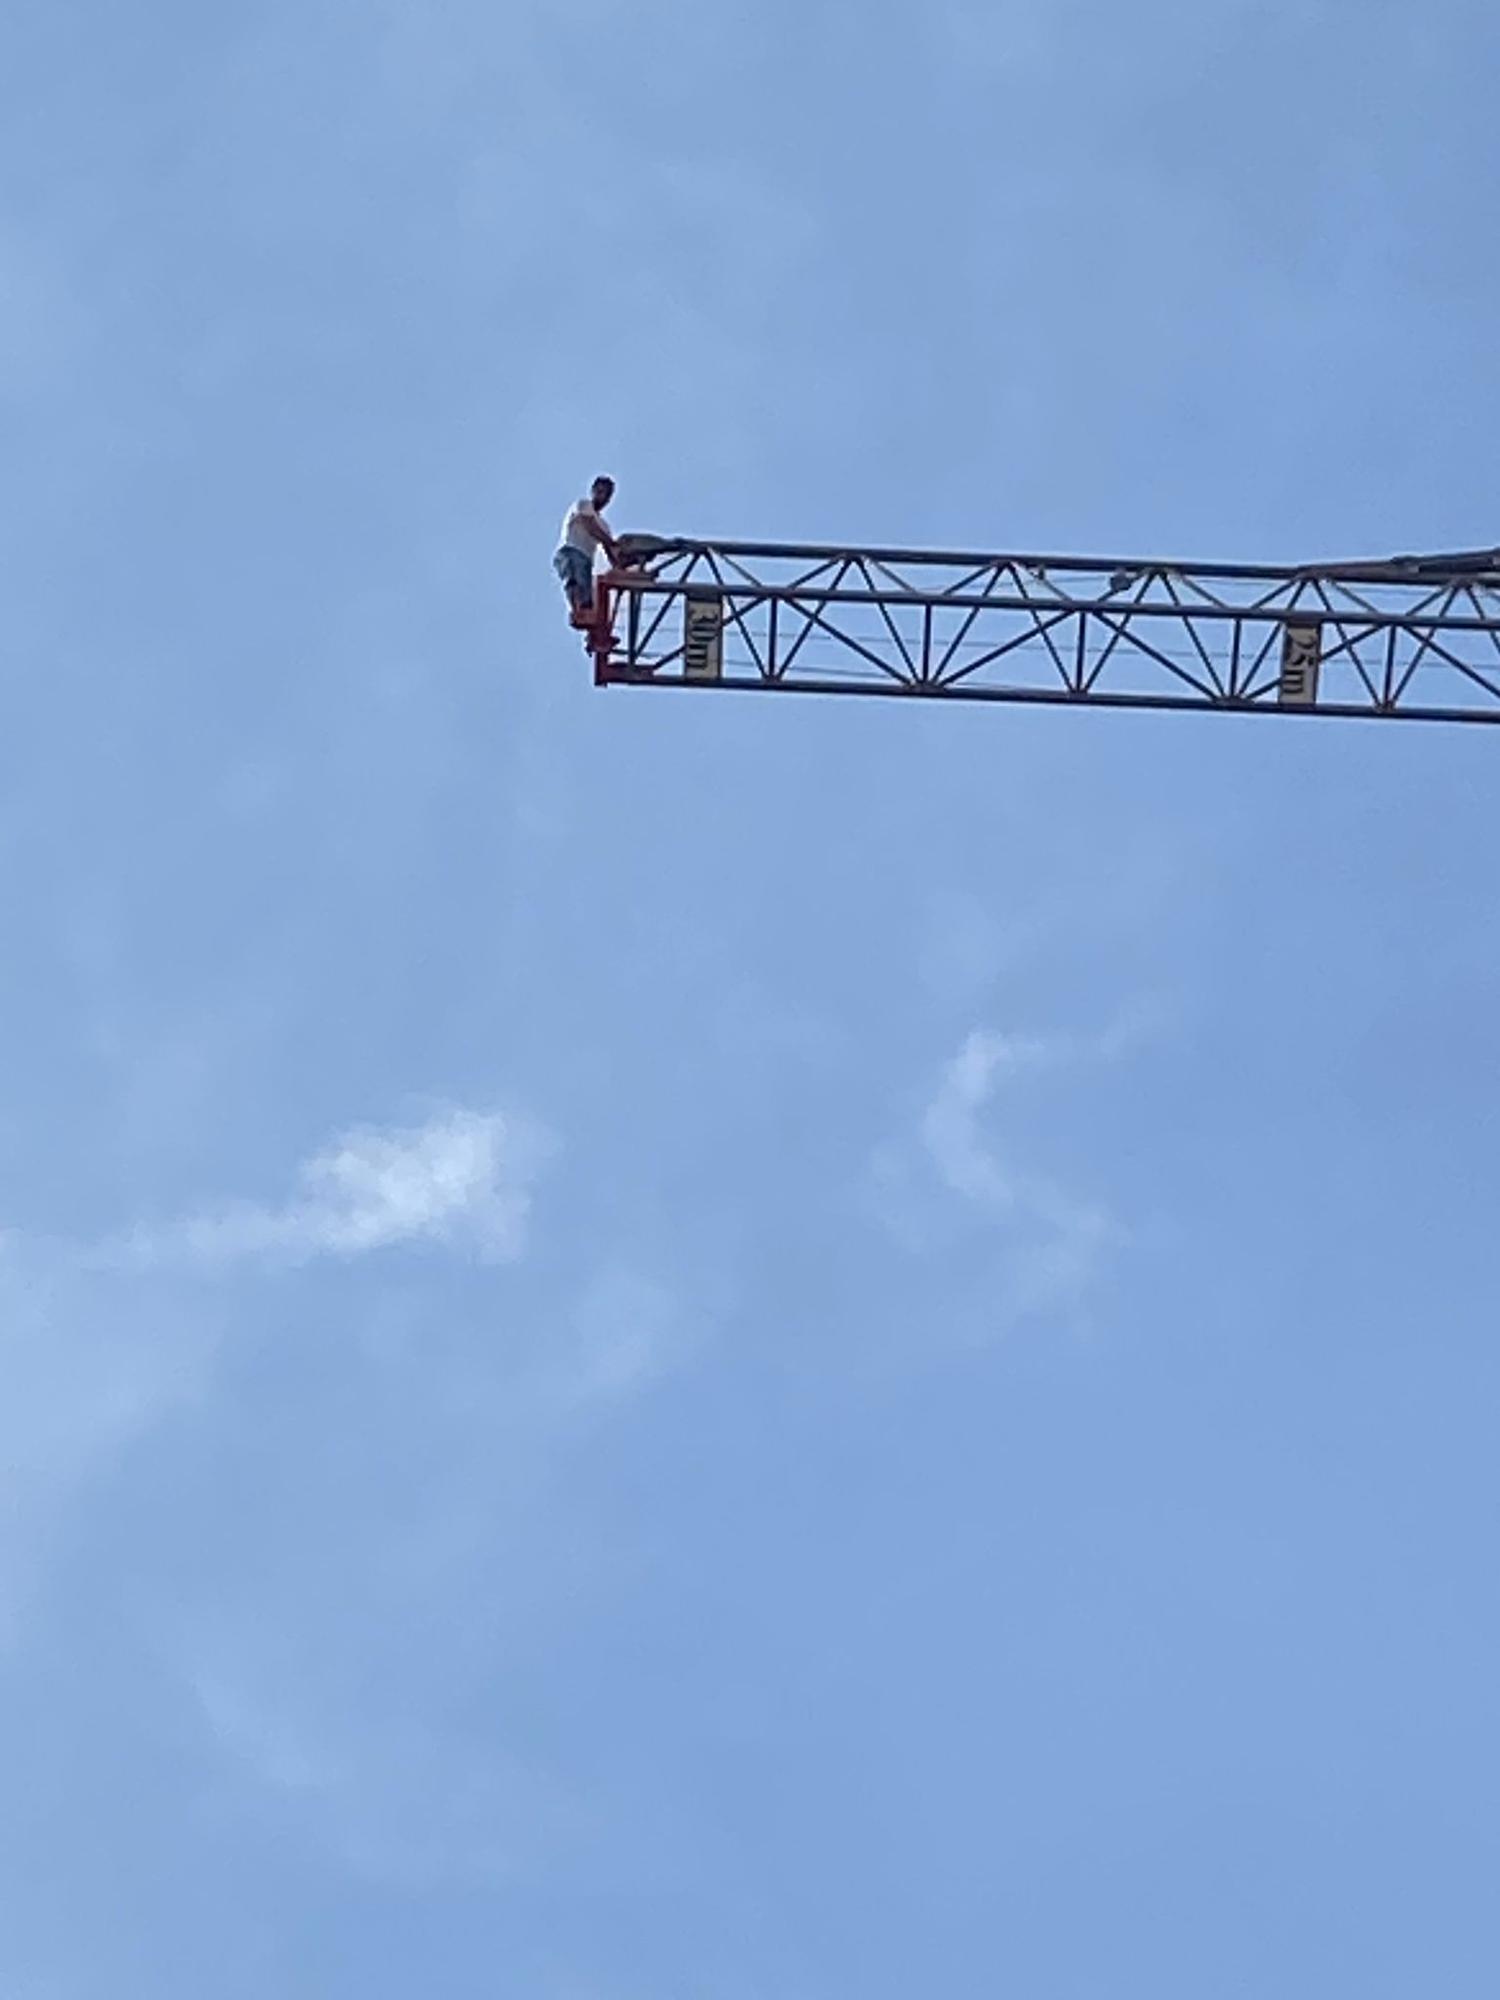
xmin=0 ymin=1104 xmax=551 ymax=1631
xmin=111 ymin=1106 xmax=548 ymax=1272
xmin=921 ymin=1029 xmax=1058 ymax=1210
xmin=874 ymin=1027 xmax=1127 ymax=1330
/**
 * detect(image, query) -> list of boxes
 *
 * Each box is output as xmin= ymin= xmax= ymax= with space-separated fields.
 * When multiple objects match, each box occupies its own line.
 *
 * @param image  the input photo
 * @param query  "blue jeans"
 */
xmin=554 ymin=546 xmax=594 ymax=611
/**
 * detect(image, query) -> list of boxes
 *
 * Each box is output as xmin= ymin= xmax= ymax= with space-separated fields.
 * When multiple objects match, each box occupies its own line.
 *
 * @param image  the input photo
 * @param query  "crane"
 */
xmin=579 ymin=536 xmax=1500 ymax=726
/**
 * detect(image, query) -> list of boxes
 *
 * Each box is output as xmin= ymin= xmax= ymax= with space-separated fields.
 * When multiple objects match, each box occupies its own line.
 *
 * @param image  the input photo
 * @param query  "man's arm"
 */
xmin=579 ymin=504 xmax=623 ymax=567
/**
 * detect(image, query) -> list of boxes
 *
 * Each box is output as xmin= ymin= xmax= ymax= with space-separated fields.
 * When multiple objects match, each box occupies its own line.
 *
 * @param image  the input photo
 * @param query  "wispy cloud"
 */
xmin=0 ymin=1244 xmax=207 ymax=1637
xmin=921 ymin=1029 xmax=1058 ymax=1210
xmin=873 ymin=1026 xmax=1128 ymax=1330
xmin=168 ymin=1252 xmax=697 ymax=1887
xmin=188 ymin=1661 xmax=584 ymax=1887
xmin=109 ymin=1107 xmax=548 ymax=1272
xmin=565 ymin=1264 xmax=688 ymax=1405
xmin=0 ymin=1103 xmax=555 ymax=1633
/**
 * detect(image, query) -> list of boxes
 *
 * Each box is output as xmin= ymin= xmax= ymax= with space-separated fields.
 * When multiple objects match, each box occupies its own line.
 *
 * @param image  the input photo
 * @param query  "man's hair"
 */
xmin=592 ymin=474 xmax=616 ymax=497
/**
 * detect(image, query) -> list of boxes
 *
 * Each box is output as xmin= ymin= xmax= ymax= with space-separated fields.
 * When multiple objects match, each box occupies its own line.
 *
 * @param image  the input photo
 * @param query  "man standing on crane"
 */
xmin=554 ymin=476 xmax=624 ymax=626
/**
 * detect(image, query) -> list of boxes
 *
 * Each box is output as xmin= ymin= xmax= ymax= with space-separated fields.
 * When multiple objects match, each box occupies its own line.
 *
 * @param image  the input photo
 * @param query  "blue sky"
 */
xmin=3 ymin=0 xmax=1500 ymax=1993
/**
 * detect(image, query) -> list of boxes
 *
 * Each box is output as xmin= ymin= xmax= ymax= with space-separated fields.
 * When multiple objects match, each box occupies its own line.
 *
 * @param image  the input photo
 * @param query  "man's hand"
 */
xmin=580 ymin=512 xmax=620 ymax=568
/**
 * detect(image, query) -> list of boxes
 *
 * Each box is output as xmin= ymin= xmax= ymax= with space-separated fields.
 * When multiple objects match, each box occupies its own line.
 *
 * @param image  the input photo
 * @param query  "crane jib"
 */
xmin=575 ymin=537 xmax=1500 ymax=725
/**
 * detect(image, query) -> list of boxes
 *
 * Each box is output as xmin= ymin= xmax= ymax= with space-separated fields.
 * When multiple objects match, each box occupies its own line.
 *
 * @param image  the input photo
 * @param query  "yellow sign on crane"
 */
xmin=684 ymin=591 xmax=724 ymax=681
xmin=1278 ymin=623 xmax=1322 ymax=706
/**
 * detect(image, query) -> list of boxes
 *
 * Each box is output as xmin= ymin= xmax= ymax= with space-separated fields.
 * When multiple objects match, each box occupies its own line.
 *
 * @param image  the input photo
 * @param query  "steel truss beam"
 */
xmin=590 ymin=537 xmax=1500 ymax=725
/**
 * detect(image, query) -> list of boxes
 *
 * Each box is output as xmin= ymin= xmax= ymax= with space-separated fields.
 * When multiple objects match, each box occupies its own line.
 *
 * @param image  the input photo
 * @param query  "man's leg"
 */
xmin=554 ymin=548 xmax=594 ymax=618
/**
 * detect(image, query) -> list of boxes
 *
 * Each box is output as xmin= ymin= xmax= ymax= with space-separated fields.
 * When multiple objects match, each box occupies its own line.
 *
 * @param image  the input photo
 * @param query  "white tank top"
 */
xmin=561 ymin=501 xmax=604 ymax=556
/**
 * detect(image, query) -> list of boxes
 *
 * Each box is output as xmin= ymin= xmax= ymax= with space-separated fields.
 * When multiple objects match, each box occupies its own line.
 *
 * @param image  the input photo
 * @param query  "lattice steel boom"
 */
xmin=585 ymin=536 xmax=1500 ymax=725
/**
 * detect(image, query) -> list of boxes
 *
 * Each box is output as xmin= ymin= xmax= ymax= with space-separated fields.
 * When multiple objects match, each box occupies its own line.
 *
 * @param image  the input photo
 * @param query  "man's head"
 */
xmin=591 ymin=475 xmax=616 ymax=510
